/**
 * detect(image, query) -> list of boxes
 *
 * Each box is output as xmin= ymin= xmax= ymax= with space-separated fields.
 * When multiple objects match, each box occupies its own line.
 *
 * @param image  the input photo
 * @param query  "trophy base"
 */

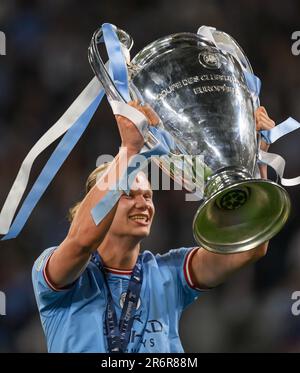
xmin=193 ymin=168 xmax=291 ymax=254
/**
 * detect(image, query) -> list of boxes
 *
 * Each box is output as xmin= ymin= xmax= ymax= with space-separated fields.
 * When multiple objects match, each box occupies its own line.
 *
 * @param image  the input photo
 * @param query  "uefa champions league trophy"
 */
xmin=88 ymin=25 xmax=291 ymax=254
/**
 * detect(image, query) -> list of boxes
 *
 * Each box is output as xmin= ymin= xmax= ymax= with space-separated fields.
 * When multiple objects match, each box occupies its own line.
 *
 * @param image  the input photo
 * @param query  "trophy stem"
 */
xmin=204 ymin=167 xmax=252 ymax=211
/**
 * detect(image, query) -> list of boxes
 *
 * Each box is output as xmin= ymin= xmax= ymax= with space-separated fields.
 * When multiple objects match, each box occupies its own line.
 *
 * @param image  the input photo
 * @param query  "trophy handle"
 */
xmin=88 ymin=26 xmax=167 ymax=152
xmin=88 ymin=26 xmax=133 ymax=102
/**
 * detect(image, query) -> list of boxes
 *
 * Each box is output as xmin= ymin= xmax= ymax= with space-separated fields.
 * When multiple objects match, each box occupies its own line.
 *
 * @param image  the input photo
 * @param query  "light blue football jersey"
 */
xmin=32 ymin=246 xmax=201 ymax=352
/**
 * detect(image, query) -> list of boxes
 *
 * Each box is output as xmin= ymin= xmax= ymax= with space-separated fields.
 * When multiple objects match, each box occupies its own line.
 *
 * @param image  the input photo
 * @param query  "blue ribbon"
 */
xmin=242 ymin=72 xmax=300 ymax=147
xmin=2 ymin=90 xmax=105 ymax=240
xmin=91 ymin=131 xmax=172 ymax=226
xmin=102 ymin=23 xmax=131 ymax=102
xmin=260 ymin=117 xmax=300 ymax=145
xmin=243 ymin=71 xmax=261 ymax=98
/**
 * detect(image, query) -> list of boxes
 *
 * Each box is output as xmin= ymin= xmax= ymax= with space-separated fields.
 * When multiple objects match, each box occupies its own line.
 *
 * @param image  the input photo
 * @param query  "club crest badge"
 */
xmin=198 ymin=49 xmax=221 ymax=69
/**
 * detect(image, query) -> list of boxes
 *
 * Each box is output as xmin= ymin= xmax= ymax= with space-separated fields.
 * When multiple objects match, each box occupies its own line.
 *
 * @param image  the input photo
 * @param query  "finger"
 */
xmin=256 ymin=106 xmax=268 ymax=115
xmin=255 ymin=110 xmax=271 ymax=120
xmin=115 ymin=114 xmax=134 ymax=127
xmin=256 ymin=113 xmax=275 ymax=130
xmin=256 ymin=118 xmax=275 ymax=131
xmin=260 ymin=139 xmax=269 ymax=152
xmin=257 ymin=112 xmax=275 ymax=125
xmin=114 ymin=115 xmax=142 ymax=139
xmin=255 ymin=107 xmax=276 ymax=128
xmin=118 ymin=101 xmax=148 ymax=127
xmin=140 ymin=104 xmax=160 ymax=126
xmin=258 ymin=163 xmax=268 ymax=179
xmin=256 ymin=121 xmax=274 ymax=131
xmin=128 ymin=100 xmax=140 ymax=108
xmin=128 ymin=101 xmax=160 ymax=126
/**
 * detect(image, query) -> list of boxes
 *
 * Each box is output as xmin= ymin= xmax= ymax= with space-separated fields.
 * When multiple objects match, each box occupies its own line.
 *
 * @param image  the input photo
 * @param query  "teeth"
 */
xmin=130 ymin=215 xmax=148 ymax=221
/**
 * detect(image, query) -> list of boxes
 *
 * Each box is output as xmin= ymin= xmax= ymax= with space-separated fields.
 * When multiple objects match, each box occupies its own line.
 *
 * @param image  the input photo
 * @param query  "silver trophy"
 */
xmin=88 ymin=25 xmax=290 ymax=254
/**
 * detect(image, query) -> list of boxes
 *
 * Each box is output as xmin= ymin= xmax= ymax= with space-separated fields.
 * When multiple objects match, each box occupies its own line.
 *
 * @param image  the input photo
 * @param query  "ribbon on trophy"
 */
xmin=197 ymin=26 xmax=262 ymax=105
xmin=92 ymin=23 xmax=178 ymax=225
xmin=0 ymin=23 xmax=300 ymax=240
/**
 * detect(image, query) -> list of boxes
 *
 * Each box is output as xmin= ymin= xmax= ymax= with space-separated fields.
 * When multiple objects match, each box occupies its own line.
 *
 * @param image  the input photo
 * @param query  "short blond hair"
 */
xmin=68 ymin=162 xmax=111 ymax=222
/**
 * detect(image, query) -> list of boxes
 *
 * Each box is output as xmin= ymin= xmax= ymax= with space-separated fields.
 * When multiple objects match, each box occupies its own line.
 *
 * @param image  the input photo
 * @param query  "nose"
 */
xmin=134 ymin=194 xmax=148 ymax=209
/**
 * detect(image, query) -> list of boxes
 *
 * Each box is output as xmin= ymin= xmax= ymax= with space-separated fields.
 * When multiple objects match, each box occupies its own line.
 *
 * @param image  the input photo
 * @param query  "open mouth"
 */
xmin=128 ymin=214 xmax=149 ymax=224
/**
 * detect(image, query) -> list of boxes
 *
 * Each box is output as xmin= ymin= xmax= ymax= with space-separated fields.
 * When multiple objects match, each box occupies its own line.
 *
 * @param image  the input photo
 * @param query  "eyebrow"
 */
xmin=129 ymin=188 xmax=153 ymax=197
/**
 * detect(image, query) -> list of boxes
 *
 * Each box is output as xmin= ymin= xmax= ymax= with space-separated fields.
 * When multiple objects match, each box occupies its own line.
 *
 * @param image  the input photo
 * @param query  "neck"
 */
xmin=97 ymin=234 xmax=141 ymax=270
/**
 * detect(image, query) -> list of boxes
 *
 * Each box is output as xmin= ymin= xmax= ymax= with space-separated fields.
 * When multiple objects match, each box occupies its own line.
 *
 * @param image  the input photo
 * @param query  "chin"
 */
xmin=132 ymin=228 xmax=151 ymax=238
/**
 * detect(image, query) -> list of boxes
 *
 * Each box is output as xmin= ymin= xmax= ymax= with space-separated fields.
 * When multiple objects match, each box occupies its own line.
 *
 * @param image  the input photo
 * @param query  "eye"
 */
xmin=121 ymin=193 xmax=132 ymax=199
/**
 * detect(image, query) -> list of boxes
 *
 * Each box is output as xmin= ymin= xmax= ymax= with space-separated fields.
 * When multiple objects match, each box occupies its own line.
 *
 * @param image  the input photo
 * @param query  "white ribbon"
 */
xmin=197 ymin=25 xmax=260 ymax=107
xmin=0 ymin=77 xmax=103 ymax=235
xmin=259 ymin=149 xmax=300 ymax=186
xmin=109 ymin=100 xmax=149 ymax=137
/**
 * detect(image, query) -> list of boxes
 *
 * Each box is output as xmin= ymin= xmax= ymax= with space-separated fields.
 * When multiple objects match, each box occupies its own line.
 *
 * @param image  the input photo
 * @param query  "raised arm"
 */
xmin=190 ymin=242 xmax=268 ymax=289
xmin=45 ymin=102 xmax=159 ymax=289
xmin=45 ymin=148 xmax=134 ymax=289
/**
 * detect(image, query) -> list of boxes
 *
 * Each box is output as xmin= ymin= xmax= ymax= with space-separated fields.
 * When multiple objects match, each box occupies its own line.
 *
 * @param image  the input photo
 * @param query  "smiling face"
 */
xmin=108 ymin=172 xmax=155 ymax=239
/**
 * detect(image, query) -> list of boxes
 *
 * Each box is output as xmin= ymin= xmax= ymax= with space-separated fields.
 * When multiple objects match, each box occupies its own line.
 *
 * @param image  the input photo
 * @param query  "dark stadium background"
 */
xmin=0 ymin=0 xmax=300 ymax=352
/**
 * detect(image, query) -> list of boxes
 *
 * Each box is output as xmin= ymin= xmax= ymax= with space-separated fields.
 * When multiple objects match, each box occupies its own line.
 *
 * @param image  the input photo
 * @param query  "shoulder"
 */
xmin=154 ymin=247 xmax=197 ymax=266
xmin=32 ymin=246 xmax=57 ymax=274
xmin=32 ymin=246 xmax=99 ymax=294
xmin=141 ymin=247 xmax=197 ymax=277
xmin=141 ymin=248 xmax=201 ymax=308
